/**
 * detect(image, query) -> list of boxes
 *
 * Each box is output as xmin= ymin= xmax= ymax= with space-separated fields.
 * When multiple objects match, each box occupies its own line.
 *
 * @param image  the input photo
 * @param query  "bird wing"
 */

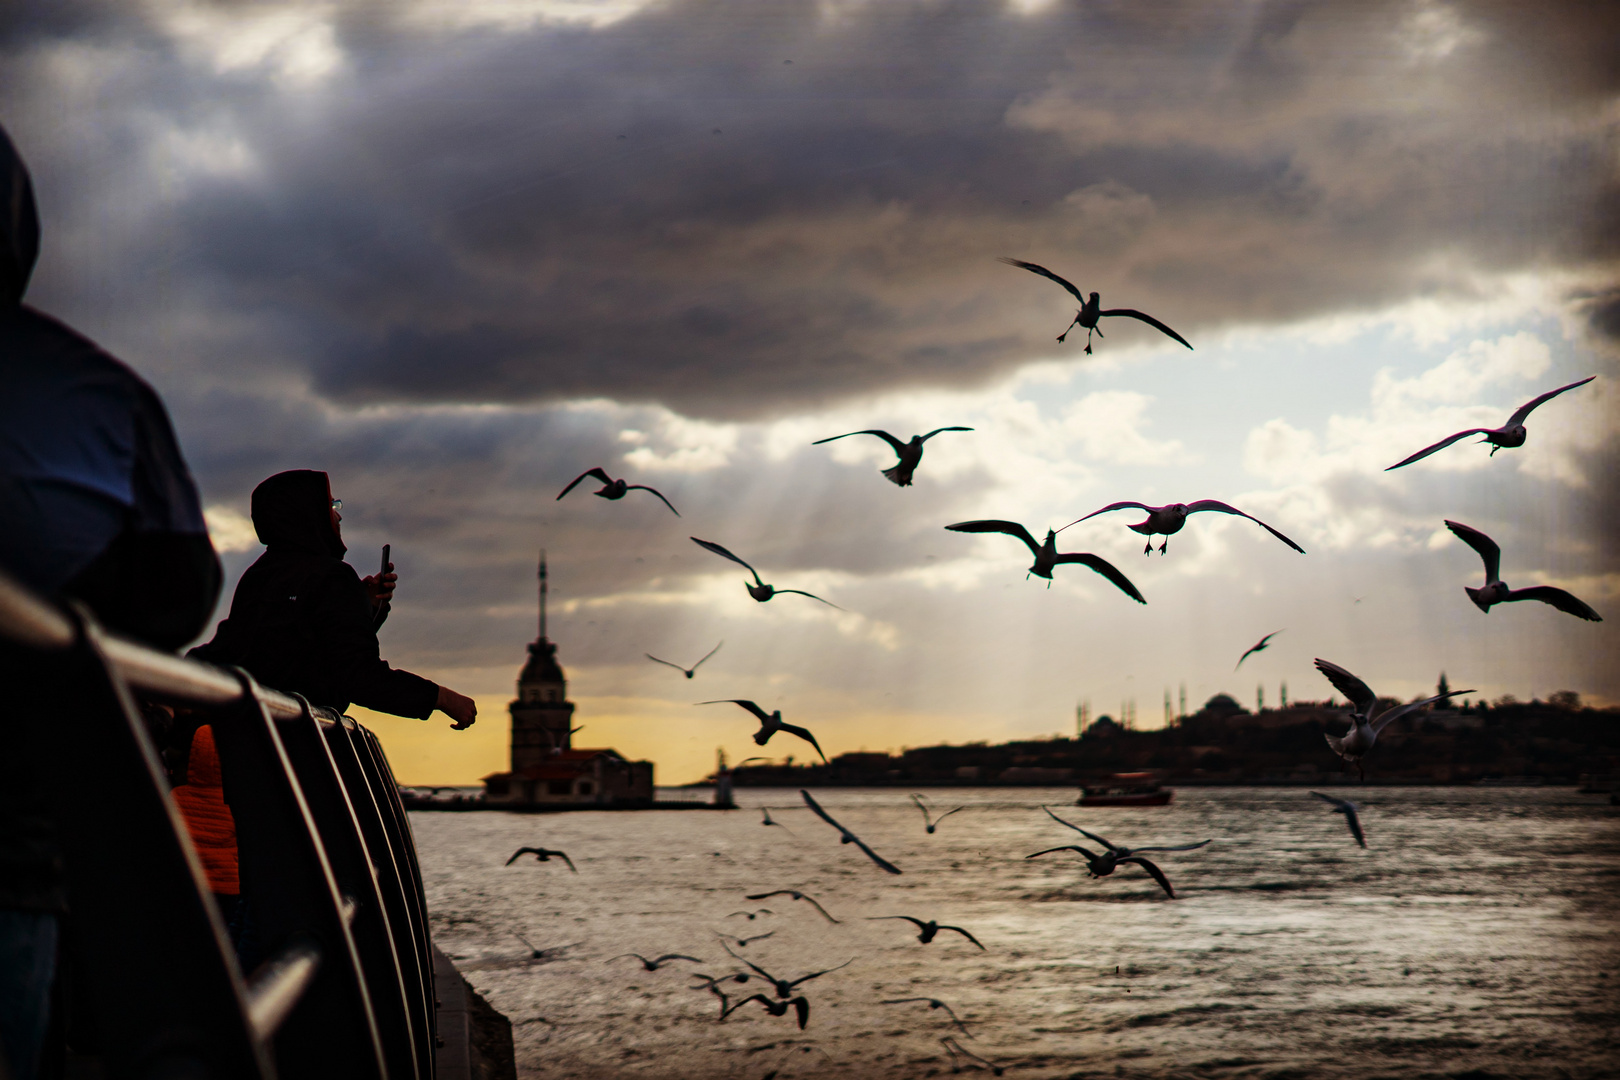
xmin=646 ymin=654 xmax=685 ymax=671
xmin=625 ymin=485 xmax=680 ymax=516
xmin=721 ymin=994 xmax=774 ymax=1020
xmin=1041 ymin=805 xmax=1117 ymax=850
xmin=778 ymin=722 xmax=829 ymax=764
xmin=1343 ymin=807 xmax=1367 ymax=848
xmin=1506 ymin=585 xmax=1602 ymax=621
xmin=1235 ymin=630 xmax=1281 ymax=671
xmin=1385 ymin=429 xmax=1492 ymax=470
xmin=934 ymin=806 xmax=966 ymax=824
xmin=1184 ymin=500 xmax=1305 ymax=553
xmin=741 ymin=932 xmax=775 ymax=945
xmin=1370 ymin=689 xmax=1471 ymax=734
xmin=868 ymin=915 xmax=927 ymax=929
xmin=607 ymin=953 xmax=648 ymax=965
xmin=505 ymin=847 xmax=539 ymax=866
xmin=698 ymin=699 xmax=772 ymax=724
xmin=1444 ymin=520 xmax=1501 ymax=583
xmin=998 ymin=256 xmax=1084 ymax=302
xmin=557 ymin=467 xmax=613 ymax=499
xmin=774 ymin=588 xmax=842 ymax=609
xmin=557 ymin=851 xmax=577 ymax=873
xmin=1506 ymin=375 xmax=1595 ymax=426
xmin=721 ymin=942 xmax=777 ymax=981
xmin=944 ymin=519 xmax=1041 ymax=557
xmin=800 ymin=789 xmax=847 ymax=833
xmin=1098 ymin=308 xmax=1192 ymax=349
xmin=1313 ymin=659 xmax=1377 ymax=712
xmin=1129 ymin=839 xmax=1212 ymax=854
xmin=653 ymin=954 xmax=703 ymax=967
xmin=1064 ymin=501 xmax=1153 ymax=527
xmin=938 ymin=925 xmax=986 ymax=950
xmin=799 ymin=894 xmax=839 ymax=923
xmin=787 ymin=957 xmax=853 ymax=988
xmin=1310 ymin=790 xmax=1351 ymax=810
xmin=852 ymin=834 xmax=903 ymax=875
xmin=791 ymin=996 xmax=810 ymax=1029
xmin=1053 ymin=552 xmax=1146 ymax=603
xmin=812 ymin=429 xmax=906 ymax=455
xmin=1120 ymin=856 xmax=1176 ymax=898
xmin=690 ymin=537 xmax=764 ymax=585
xmin=919 ymin=426 xmax=974 ymax=443
xmin=910 ymin=793 xmax=930 ymax=822
xmin=692 ymin=641 xmax=723 ymax=669
xmin=1025 ymin=845 xmax=1096 ymax=860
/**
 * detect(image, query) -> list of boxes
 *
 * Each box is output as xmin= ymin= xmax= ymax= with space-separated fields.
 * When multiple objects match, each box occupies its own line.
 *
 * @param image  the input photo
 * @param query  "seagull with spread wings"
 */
xmin=1314 ymin=658 xmax=1473 ymax=780
xmin=745 ymin=889 xmax=840 ymax=923
xmin=801 ymin=789 xmax=902 ymax=874
xmin=944 ymin=520 xmax=1145 ymax=600
xmin=722 ymin=943 xmax=853 ymax=999
xmin=1310 ymin=791 xmax=1367 ymax=848
xmin=1069 ymin=499 xmax=1304 ymax=556
xmin=1445 ymin=520 xmax=1602 ymax=622
xmin=715 ymin=930 xmax=775 ymax=948
xmin=1386 ymin=376 xmax=1596 ymax=470
xmin=690 ymin=537 xmax=839 ymax=607
xmin=504 ymin=847 xmax=577 ymax=872
xmin=880 ymin=998 xmax=974 ymax=1037
xmin=1235 ymin=630 xmax=1283 ymax=671
xmin=811 ymin=426 xmax=973 ymax=487
xmin=999 ymin=257 xmax=1192 ymax=355
xmin=720 ymin=993 xmax=811 ymax=1030
xmin=646 ymin=641 xmax=722 ymax=679
xmin=556 ymin=467 xmax=679 ymax=515
xmin=1026 ymin=806 xmax=1210 ymax=899
xmin=606 ymin=953 xmax=703 ymax=971
xmin=910 ymin=793 xmax=966 ymax=834
xmin=867 ymin=915 xmax=985 ymax=950
xmin=698 ymin=699 xmax=828 ymax=763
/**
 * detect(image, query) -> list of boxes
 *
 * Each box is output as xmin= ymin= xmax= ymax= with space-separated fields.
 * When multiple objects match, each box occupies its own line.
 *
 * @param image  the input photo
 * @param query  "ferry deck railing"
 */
xmin=0 ymin=568 xmax=441 ymax=1080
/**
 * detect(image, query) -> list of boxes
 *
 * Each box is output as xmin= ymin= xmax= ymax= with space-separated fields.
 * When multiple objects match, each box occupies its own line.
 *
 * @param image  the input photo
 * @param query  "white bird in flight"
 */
xmin=556 ymin=467 xmax=679 ymax=515
xmin=999 ymin=257 xmax=1192 ymax=355
xmin=690 ymin=538 xmax=839 ymax=607
xmin=943 ymin=520 xmax=1146 ymax=600
xmin=1069 ymin=500 xmax=1304 ymax=556
xmin=698 ymin=699 xmax=828 ymax=763
xmin=646 ymin=641 xmax=723 ymax=679
xmin=1314 ymin=658 xmax=1472 ymax=781
xmin=1445 ymin=520 xmax=1601 ymax=622
xmin=811 ymin=426 xmax=973 ymax=487
xmin=1385 ymin=376 xmax=1595 ymax=470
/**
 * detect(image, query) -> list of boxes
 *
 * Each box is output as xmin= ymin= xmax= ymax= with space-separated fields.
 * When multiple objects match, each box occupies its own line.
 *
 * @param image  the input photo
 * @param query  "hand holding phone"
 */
xmin=370 ymin=544 xmax=395 ymax=629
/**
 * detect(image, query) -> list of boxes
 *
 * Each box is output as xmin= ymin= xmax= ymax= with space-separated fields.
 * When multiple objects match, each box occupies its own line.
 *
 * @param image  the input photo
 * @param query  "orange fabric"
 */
xmin=172 ymin=725 xmax=240 ymax=895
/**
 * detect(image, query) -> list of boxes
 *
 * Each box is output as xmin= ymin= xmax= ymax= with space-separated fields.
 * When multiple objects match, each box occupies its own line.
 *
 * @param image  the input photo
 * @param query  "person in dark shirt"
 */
xmin=0 ymin=123 xmax=221 ymax=1080
xmin=191 ymin=469 xmax=477 ymax=727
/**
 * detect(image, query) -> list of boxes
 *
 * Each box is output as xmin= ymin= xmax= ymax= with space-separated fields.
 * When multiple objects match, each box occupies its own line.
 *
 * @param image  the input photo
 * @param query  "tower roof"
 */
xmin=520 ymin=637 xmax=565 ymax=686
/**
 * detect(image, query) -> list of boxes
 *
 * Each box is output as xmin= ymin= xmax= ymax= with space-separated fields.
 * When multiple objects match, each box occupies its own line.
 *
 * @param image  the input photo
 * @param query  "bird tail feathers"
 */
xmin=1323 ymin=732 xmax=1344 ymax=755
xmin=1464 ymin=586 xmax=1493 ymax=613
xmin=881 ymin=464 xmax=912 ymax=487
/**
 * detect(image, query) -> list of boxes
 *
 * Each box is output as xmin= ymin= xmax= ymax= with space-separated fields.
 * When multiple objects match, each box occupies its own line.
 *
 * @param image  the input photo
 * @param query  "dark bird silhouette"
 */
xmin=716 ymin=931 xmax=776 ymax=948
xmin=504 ymin=847 xmax=577 ymax=872
xmin=721 ymin=993 xmax=810 ymax=1030
xmin=1386 ymin=376 xmax=1596 ymax=470
xmin=606 ymin=953 xmax=703 ymax=971
xmin=811 ymin=426 xmax=973 ymax=487
xmin=514 ymin=933 xmax=547 ymax=958
xmin=880 ymin=998 xmax=973 ymax=1036
xmin=1310 ymin=791 xmax=1367 ymax=848
xmin=723 ymin=943 xmax=852 ymax=999
xmin=699 ymin=700 xmax=828 ymax=763
xmin=867 ymin=916 xmax=985 ymax=950
xmin=941 ymin=1036 xmax=1004 ymax=1076
xmin=910 ymin=793 xmax=966 ymax=834
xmin=689 ymin=972 xmax=749 ymax=1017
xmin=1026 ymin=807 xmax=1210 ymax=899
xmin=727 ymin=909 xmax=773 ymax=921
xmin=1314 ymin=658 xmax=1472 ymax=781
xmin=1235 ymin=630 xmax=1283 ymax=671
xmin=1446 ymin=520 xmax=1601 ymax=622
xmin=647 ymin=641 xmax=722 ymax=679
xmin=944 ymin=520 xmax=1145 ymax=600
xmin=691 ymin=538 xmax=839 ymax=607
xmin=800 ymin=789 xmax=902 ymax=874
xmin=745 ymin=889 xmax=840 ymax=923
xmin=758 ymin=807 xmax=796 ymax=834
xmin=556 ymin=467 xmax=679 ymax=515
xmin=999 ymin=257 xmax=1191 ymax=355
xmin=1069 ymin=500 xmax=1304 ymax=556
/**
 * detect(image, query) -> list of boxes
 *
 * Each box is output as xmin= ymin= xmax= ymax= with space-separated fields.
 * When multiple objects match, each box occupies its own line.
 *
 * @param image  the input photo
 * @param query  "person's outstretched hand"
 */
xmin=436 ymin=686 xmax=477 ymax=730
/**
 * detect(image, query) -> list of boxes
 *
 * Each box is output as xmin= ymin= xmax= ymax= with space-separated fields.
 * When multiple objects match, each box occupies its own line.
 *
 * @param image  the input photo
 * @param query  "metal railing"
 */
xmin=0 ymin=569 xmax=440 ymax=1080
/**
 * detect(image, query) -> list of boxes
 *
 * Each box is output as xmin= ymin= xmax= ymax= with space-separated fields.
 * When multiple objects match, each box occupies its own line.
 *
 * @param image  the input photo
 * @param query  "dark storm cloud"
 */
xmin=5 ymin=0 xmax=1617 ymax=421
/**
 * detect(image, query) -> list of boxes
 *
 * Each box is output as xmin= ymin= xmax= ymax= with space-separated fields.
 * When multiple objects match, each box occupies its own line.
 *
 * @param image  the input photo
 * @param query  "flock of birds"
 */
xmin=528 ymin=261 xmax=1603 ymax=1064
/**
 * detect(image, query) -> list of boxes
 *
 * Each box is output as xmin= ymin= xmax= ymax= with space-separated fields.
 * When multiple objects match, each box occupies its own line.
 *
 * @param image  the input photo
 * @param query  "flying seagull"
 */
xmin=1310 ymin=791 xmax=1367 ymax=848
xmin=910 ymin=793 xmax=966 ymax=834
xmin=943 ymin=520 xmax=1145 ymax=600
xmin=867 ymin=916 xmax=985 ymax=950
xmin=759 ymin=807 xmax=796 ymax=834
xmin=879 ymin=998 xmax=973 ymax=1037
xmin=691 ymin=538 xmax=839 ymax=607
xmin=1386 ymin=376 xmax=1596 ymax=470
xmin=1235 ymin=630 xmax=1283 ymax=671
xmin=722 ymin=943 xmax=853 ymax=999
xmin=1314 ymin=658 xmax=1473 ymax=781
xmin=715 ymin=931 xmax=776 ymax=948
xmin=504 ymin=847 xmax=577 ymax=872
xmin=556 ymin=467 xmax=680 ymax=515
xmin=698 ymin=700 xmax=828 ymax=763
xmin=647 ymin=641 xmax=722 ymax=679
xmin=606 ymin=953 xmax=703 ymax=971
xmin=1069 ymin=500 xmax=1304 ymax=556
xmin=1445 ymin=520 xmax=1601 ymax=622
xmin=999 ymin=257 xmax=1192 ymax=355
xmin=811 ymin=427 xmax=973 ymax=487
xmin=801 ymin=789 xmax=903 ymax=874
xmin=745 ymin=889 xmax=840 ymax=923
xmin=727 ymin=909 xmax=773 ymax=921
xmin=720 ymin=993 xmax=811 ymax=1030
xmin=1026 ymin=806 xmax=1210 ymax=899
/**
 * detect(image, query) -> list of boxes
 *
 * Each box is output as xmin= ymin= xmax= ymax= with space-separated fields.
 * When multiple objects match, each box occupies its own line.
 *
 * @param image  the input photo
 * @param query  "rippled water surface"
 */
xmin=414 ymin=787 xmax=1620 ymax=1079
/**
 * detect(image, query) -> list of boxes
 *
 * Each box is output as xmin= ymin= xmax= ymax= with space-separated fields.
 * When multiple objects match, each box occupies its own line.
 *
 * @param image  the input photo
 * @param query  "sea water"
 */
xmin=414 ymin=786 xmax=1620 ymax=1079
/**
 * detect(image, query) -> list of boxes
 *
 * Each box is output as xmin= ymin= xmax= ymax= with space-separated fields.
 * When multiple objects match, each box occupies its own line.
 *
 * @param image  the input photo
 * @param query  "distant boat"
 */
xmin=1077 ymin=772 xmax=1173 ymax=807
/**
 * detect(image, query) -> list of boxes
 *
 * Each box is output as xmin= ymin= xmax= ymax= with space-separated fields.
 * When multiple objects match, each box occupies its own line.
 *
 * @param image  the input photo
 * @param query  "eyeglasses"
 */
xmin=331 ymin=499 xmax=343 ymax=510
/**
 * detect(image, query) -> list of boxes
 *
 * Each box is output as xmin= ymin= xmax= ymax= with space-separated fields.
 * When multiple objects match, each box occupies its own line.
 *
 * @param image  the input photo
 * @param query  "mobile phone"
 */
xmin=373 ymin=544 xmax=393 ymax=630
xmin=381 ymin=544 xmax=391 ymax=575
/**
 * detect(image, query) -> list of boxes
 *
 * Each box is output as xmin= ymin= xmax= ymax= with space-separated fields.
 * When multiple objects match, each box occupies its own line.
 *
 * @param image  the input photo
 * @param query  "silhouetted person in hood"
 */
xmin=0 ymin=122 xmax=220 ymax=1080
xmin=190 ymin=470 xmax=477 ymax=728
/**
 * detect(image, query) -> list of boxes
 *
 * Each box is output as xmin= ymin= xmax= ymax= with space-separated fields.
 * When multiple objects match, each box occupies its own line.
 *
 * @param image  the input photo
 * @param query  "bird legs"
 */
xmin=1057 ymin=312 xmax=1082 ymax=344
xmin=1144 ymin=537 xmax=1167 ymax=555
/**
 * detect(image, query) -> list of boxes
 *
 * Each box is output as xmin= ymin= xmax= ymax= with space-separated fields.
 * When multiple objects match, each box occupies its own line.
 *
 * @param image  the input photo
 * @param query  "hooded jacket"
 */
xmin=189 ymin=471 xmax=439 ymax=718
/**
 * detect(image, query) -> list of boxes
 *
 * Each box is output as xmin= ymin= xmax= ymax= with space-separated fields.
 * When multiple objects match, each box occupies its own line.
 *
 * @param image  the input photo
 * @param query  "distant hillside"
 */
xmin=722 ymin=692 xmax=1619 ymax=787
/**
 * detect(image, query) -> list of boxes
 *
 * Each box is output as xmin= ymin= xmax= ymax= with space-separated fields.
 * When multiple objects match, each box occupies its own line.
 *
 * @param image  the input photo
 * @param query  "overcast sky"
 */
xmin=7 ymin=0 xmax=1616 ymax=783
